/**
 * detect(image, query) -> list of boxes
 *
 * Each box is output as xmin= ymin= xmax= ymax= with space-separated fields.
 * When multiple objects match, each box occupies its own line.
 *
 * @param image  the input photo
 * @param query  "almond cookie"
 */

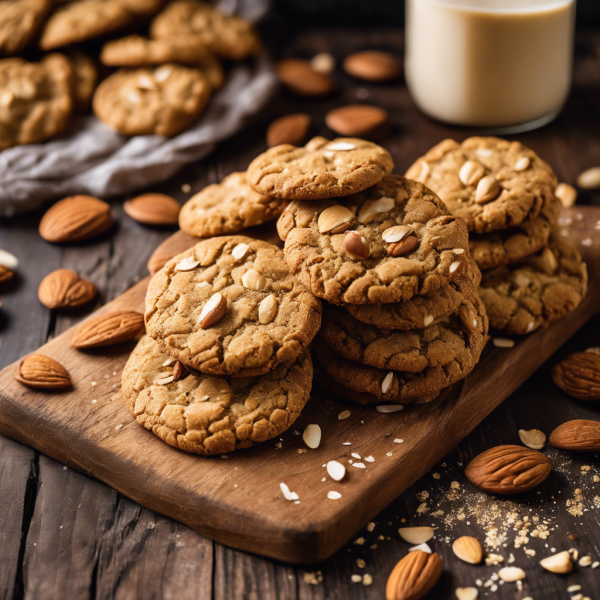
xmin=276 ymin=175 xmax=470 ymax=304
xmin=479 ymin=234 xmax=587 ymax=335
xmin=0 ymin=0 xmax=52 ymax=55
xmin=100 ymin=35 xmax=225 ymax=90
xmin=0 ymin=54 xmax=73 ymax=150
xmin=314 ymin=293 xmax=487 ymax=403
xmin=123 ymin=336 xmax=312 ymax=455
xmin=93 ymin=64 xmax=211 ymax=136
xmin=346 ymin=257 xmax=480 ymax=330
xmin=405 ymin=137 xmax=557 ymax=234
xmin=39 ymin=0 xmax=133 ymax=51
xmin=150 ymin=0 xmax=261 ymax=60
xmin=145 ymin=235 xmax=322 ymax=377
xmin=66 ymin=51 xmax=98 ymax=113
xmin=179 ymin=172 xmax=287 ymax=238
xmin=248 ymin=136 xmax=394 ymax=201
xmin=469 ymin=202 xmax=557 ymax=271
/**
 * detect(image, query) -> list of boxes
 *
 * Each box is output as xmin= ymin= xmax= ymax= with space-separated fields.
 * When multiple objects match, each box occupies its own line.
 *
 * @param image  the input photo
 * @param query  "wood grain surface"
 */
xmin=1 ymin=26 xmax=600 ymax=600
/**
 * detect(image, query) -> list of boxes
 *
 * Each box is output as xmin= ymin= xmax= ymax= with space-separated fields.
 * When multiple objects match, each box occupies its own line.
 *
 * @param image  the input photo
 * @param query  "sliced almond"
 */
xmin=514 ymin=157 xmax=531 ymax=171
xmin=318 ymin=205 xmax=355 ymax=234
xmin=258 ymin=294 xmax=278 ymax=324
xmin=498 ymin=567 xmax=525 ymax=582
xmin=459 ymin=160 xmax=485 ymax=186
xmin=382 ymin=225 xmax=412 ymax=243
xmin=357 ymin=196 xmax=395 ymax=224
xmin=539 ymin=551 xmax=573 ymax=574
xmin=155 ymin=375 xmax=174 ymax=385
xmin=398 ymin=526 xmax=435 ymax=545
xmin=303 ymin=424 xmax=321 ymax=449
xmin=518 ymin=429 xmax=546 ymax=450
xmin=475 ymin=176 xmax=501 ymax=204
xmin=175 ymin=257 xmax=200 ymax=272
xmin=381 ymin=371 xmax=394 ymax=394
xmin=555 ymin=183 xmax=577 ymax=208
xmin=232 ymin=243 xmax=250 ymax=261
xmin=449 ymin=261 xmax=460 ymax=274
xmin=242 ymin=269 xmax=266 ymax=291
xmin=452 ymin=536 xmax=483 ymax=564
xmin=577 ymin=166 xmax=600 ymax=189
xmin=327 ymin=460 xmax=346 ymax=481
xmin=199 ymin=293 xmax=227 ymax=329
xmin=343 ymin=231 xmax=370 ymax=259
xmin=455 ymin=587 xmax=478 ymax=600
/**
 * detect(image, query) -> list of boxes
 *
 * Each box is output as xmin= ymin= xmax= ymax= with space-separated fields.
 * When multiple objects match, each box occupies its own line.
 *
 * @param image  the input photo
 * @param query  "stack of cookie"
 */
xmin=122 ymin=235 xmax=322 ymax=455
xmin=0 ymin=0 xmax=261 ymax=148
xmin=243 ymin=136 xmax=489 ymax=406
xmin=406 ymin=137 xmax=588 ymax=336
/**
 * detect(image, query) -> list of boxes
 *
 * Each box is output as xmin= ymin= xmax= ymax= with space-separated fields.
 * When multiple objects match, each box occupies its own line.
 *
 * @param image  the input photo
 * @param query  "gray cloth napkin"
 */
xmin=0 ymin=0 xmax=276 ymax=217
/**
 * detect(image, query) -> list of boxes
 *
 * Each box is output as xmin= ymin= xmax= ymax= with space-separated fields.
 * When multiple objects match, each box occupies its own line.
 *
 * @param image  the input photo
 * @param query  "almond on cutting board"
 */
xmin=266 ymin=113 xmax=311 ymax=147
xmin=39 ymin=195 xmax=114 ymax=243
xmin=325 ymin=104 xmax=388 ymax=137
xmin=465 ymin=445 xmax=551 ymax=494
xmin=71 ymin=311 xmax=145 ymax=349
xmin=38 ymin=269 xmax=97 ymax=309
xmin=15 ymin=354 xmax=71 ymax=390
xmin=123 ymin=193 xmax=180 ymax=226
xmin=552 ymin=351 xmax=600 ymax=401
xmin=276 ymin=59 xmax=335 ymax=97
xmin=548 ymin=419 xmax=600 ymax=451
xmin=386 ymin=550 xmax=442 ymax=600
xmin=343 ymin=50 xmax=401 ymax=82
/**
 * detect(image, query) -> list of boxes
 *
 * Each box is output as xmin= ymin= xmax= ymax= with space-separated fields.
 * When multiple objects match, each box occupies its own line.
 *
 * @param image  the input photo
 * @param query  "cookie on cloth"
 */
xmin=144 ymin=235 xmax=322 ymax=377
xmin=179 ymin=172 xmax=287 ymax=238
xmin=276 ymin=175 xmax=470 ymax=304
xmin=92 ymin=64 xmax=211 ymax=136
xmin=405 ymin=137 xmax=557 ymax=234
xmin=123 ymin=335 xmax=312 ymax=455
xmin=248 ymin=136 xmax=394 ymax=200
xmin=479 ymin=234 xmax=587 ymax=335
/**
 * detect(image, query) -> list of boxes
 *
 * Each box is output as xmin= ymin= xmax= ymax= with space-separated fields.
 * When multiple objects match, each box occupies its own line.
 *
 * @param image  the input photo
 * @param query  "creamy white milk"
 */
xmin=405 ymin=0 xmax=576 ymax=129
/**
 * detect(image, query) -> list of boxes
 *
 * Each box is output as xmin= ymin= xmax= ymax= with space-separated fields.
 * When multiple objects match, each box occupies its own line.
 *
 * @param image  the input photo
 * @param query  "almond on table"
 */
xmin=38 ymin=269 xmax=97 ymax=310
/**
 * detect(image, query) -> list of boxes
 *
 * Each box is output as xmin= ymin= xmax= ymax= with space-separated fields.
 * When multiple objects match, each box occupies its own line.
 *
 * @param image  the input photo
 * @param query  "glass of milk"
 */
xmin=405 ymin=0 xmax=576 ymax=132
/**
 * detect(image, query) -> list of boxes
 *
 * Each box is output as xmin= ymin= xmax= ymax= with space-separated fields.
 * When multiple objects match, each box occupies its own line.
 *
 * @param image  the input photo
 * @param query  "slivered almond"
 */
xmin=71 ymin=311 xmax=144 ymax=348
xmin=199 ymin=293 xmax=227 ymax=329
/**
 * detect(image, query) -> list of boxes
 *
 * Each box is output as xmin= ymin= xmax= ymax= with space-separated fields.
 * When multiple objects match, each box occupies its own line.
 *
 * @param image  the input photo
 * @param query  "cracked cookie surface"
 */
xmin=248 ymin=136 xmax=394 ymax=200
xmin=150 ymin=0 xmax=261 ymax=60
xmin=179 ymin=172 xmax=287 ymax=238
xmin=123 ymin=336 xmax=312 ymax=455
xmin=0 ymin=54 xmax=73 ymax=150
xmin=405 ymin=137 xmax=557 ymax=234
xmin=276 ymin=175 xmax=470 ymax=304
xmin=314 ymin=294 xmax=488 ymax=403
xmin=93 ymin=64 xmax=210 ymax=136
xmin=0 ymin=0 xmax=52 ymax=55
xmin=469 ymin=202 xmax=557 ymax=271
xmin=145 ymin=235 xmax=322 ymax=376
xmin=479 ymin=233 xmax=587 ymax=335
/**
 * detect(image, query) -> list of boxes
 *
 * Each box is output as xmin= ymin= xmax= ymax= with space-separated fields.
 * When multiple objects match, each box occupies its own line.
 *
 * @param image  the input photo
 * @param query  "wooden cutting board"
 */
xmin=0 ymin=206 xmax=598 ymax=565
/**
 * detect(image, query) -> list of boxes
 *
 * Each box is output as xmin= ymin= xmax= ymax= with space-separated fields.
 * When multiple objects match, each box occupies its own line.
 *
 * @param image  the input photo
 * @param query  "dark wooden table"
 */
xmin=1 ymin=27 xmax=600 ymax=600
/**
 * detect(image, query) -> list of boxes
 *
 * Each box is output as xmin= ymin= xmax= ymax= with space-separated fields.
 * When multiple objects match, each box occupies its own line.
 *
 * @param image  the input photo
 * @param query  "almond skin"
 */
xmin=124 ymin=193 xmax=180 ymax=226
xmin=38 ymin=269 xmax=97 ymax=309
xmin=386 ymin=550 xmax=442 ymax=600
xmin=465 ymin=445 xmax=551 ymax=494
xmin=15 ymin=354 xmax=71 ymax=390
xmin=276 ymin=59 xmax=335 ymax=97
xmin=548 ymin=420 xmax=600 ymax=452
xmin=325 ymin=105 xmax=388 ymax=137
xmin=552 ymin=352 xmax=600 ymax=401
xmin=267 ymin=113 xmax=311 ymax=147
xmin=72 ymin=311 xmax=145 ymax=349
xmin=343 ymin=50 xmax=402 ymax=82
xmin=39 ymin=195 xmax=114 ymax=243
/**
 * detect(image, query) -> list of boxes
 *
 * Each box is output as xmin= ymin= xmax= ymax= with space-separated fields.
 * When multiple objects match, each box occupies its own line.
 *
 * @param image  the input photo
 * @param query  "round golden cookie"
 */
xmin=0 ymin=54 xmax=73 ymax=150
xmin=179 ymin=172 xmax=287 ymax=238
xmin=100 ymin=35 xmax=225 ymax=90
xmin=0 ymin=0 xmax=52 ymax=55
xmin=39 ymin=0 xmax=133 ymax=51
xmin=479 ymin=233 xmax=587 ymax=335
xmin=405 ymin=137 xmax=557 ymax=234
xmin=92 ymin=64 xmax=211 ymax=137
xmin=313 ymin=294 xmax=488 ymax=404
xmin=150 ymin=0 xmax=261 ymax=60
xmin=276 ymin=175 xmax=470 ymax=305
xmin=144 ymin=235 xmax=322 ymax=377
xmin=248 ymin=136 xmax=394 ymax=201
xmin=122 ymin=335 xmax=313 ymax=455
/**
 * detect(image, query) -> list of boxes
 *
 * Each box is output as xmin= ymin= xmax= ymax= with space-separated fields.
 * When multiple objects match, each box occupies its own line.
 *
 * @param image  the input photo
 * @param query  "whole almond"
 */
xmin=147 ymin=232 xmax=198 ymax=274
xmin=199 ymin=293 xmax=227 ymax=329
xmin=387 ymin=235 xmax=418 ymax=257
xmin=258 ymin=294 xmax=278 ymax=324
xmin=343 ymin=230 xmax=370 ymax=259
xmin=38 ymin=269 xmax=97 ymax=309
xmin=475 ymin=176 xmax=501 ymax=204
xmin=267 ymin=113 xmax=311 ymax=147
xmin=318 ymin=205 xmax=355 ymax=234
xmin=465 ymin=445 xmax=551 ymax=494
xmin=555 ymin=182 xmax=577 ymax=208
xmin=459 ymin=160 xmax=485 ymax=186
xmin=276 ymin=59 xmax=335 ymax=97
xmin=124 ymin=193 xmax=180 ymax=226
xmin=242 ymin=269 xmax=266 ymax=291
xmin=71 ymin=311 xmax=144 ymax=349
xmin=343 ymin=50 xmax=402 ymax=82
xmin=576 ymin=166 xmax=600 ymax=189
xmin=325 ymin=105 xmax=388 ymax=137
xmin=15 ymin=354 xmax=71 ymax=390
xmin=552 ymin=352 xmax=600 ymax=401
xmin=39 ymin=195 xmax=114 ymax=243
xmin=386 ymin=550 xmax=442 ymax=600
xmin=452 ymin=536 xmax=483 ymax=564
xmin=548 ymin=419 xmax=600 ymax=451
